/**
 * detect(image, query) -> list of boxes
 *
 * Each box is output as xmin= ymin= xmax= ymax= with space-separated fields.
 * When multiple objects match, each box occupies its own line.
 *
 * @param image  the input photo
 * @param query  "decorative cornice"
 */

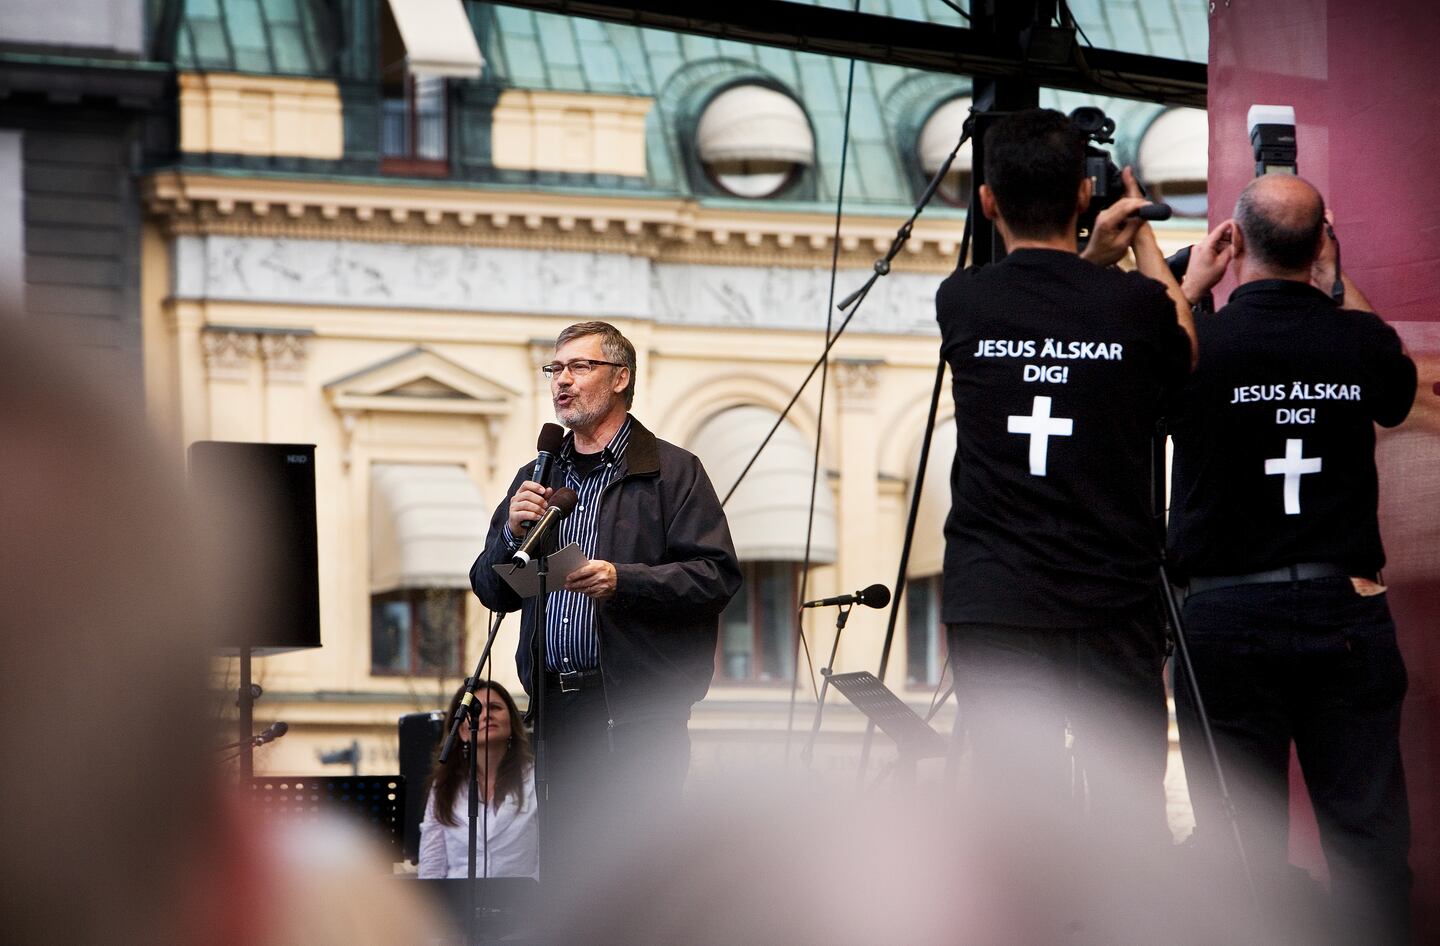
xmin=259 ymin=332 xmax=308 ymax=384
xmin=834 ymin=357 xmax=883 ymax=410
xmin=201 ymin=328 xmax=259 ymax=381
xmin=143 ymin=171 xmax=967 ymax=273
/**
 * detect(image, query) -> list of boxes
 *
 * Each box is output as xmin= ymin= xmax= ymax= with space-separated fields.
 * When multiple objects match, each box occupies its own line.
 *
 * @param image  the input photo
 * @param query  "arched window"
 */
xmin=1138 ymin=107 xmax=1209 ymax=218
xmin=697 ymin=85 xmax=814 ymax=198
xmin=902 ymin=419 xmax=955 ymax=688
xmin=917 ymin=97 xmax=974 ymax=207
xmin=690 ymin=406 xmax=836 ymax=683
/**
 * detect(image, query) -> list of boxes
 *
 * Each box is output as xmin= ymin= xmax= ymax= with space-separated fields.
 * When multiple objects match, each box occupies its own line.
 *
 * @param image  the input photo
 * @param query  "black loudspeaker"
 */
xmin=187 ymin=441 xmax=321 ymax=653
xmin=399 ymin=709 xmax=445 ymax=863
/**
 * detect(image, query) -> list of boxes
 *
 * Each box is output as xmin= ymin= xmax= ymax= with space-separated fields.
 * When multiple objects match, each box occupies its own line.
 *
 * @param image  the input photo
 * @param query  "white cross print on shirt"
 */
xmin=1265 ymin=438 xmax=1322 ymax=515
xmin=1007 ymin=395 xmax=1073 ymax=476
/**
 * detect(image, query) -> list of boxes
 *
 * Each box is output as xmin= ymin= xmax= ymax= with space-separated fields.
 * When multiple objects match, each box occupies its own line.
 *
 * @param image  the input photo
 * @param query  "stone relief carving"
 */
xmin=175 ymin=236 xmax=943 ymax=335
xmin=649 ymin=264 xmax=941 ymax=335
xmin=181 ymin=236 xmax=651 ymax=317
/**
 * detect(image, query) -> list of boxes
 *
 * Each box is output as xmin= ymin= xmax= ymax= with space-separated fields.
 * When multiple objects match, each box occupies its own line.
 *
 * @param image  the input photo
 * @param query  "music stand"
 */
xmin=827 ymin=671 xmax=948 ymax=782
xmin=248 ymin=775 xmax=405 ymax=858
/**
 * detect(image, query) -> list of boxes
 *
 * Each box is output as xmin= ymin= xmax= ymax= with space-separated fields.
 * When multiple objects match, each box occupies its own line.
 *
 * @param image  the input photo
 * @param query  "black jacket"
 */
xmin=470 ymin=417 xmax=741 ymax=723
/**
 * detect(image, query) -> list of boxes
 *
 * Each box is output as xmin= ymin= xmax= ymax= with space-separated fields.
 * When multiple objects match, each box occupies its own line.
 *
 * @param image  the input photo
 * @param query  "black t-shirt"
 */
xmin=570 ymin=448 xmax=606 ymax=478
xmin=1166 ymin=279 xmax=1415 ymax=580
xmin=936 ymin=248 xmax=1192 ymax=626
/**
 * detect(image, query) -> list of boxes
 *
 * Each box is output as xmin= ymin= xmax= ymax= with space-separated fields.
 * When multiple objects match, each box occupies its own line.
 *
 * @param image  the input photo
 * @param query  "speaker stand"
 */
xmin=237 ymin=644 xmax=254 ymax=781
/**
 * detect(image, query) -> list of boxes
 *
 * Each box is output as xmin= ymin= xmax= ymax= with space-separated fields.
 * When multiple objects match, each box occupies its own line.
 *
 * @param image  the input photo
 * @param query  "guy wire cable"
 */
xmin=718 ymin=116 xmax=976 ymax=508
xmin=855 ymin=172 xmax=975 ymax=781
xmin=718 ymin=107 xmax=977 ymax=764
xmin=784 ymin=6 xmax=863 ymax=764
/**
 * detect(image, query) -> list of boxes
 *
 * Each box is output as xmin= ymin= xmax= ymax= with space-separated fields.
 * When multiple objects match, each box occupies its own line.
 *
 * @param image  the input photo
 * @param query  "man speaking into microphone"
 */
xmin=470 ymin=320 xmax=740 ymax=878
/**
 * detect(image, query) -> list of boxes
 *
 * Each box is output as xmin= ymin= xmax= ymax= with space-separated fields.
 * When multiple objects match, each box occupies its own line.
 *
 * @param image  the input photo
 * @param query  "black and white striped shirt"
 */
xmin=505 ymin=416 xmax=632 ymax=672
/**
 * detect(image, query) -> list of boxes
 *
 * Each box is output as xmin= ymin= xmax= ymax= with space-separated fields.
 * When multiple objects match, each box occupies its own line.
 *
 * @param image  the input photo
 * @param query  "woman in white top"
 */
xmin=418 ymin=680 xmax=538 ymax=879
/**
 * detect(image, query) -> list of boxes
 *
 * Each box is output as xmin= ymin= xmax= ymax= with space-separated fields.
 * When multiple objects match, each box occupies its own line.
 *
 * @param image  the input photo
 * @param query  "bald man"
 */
xmin=1169 ymin=175 xmax=1417 ymax=944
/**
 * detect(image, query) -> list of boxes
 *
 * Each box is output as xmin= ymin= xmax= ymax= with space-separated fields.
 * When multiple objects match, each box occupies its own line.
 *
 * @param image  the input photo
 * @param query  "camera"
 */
xmin=1248 ymin=104 xmax=1297 ymax=176
xmin=1070 ymin=106 xmax=1171 ymax=247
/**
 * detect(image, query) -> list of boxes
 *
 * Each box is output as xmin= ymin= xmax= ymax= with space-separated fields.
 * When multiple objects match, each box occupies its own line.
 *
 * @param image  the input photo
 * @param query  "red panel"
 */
xmin=1209 ymin=2 xmax=1440 ymax=935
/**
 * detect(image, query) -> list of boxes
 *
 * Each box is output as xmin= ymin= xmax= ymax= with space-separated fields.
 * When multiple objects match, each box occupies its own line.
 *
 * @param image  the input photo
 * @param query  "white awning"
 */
xmin=371 ymin=463 xmax=488 ymax=593
xmin=1138 ymin=107 xmax=1209 ymax=184
xmin=697 ymin=85 xmax=815 ymax=166
xmin=385 ymin=0 xmax=485 ymax=80
xmin=691 ymin=406 xmax=836 ymax=563
xmin=918 ymin=97 xmax=974 ymax=174
xmin=906 ymin=419 xmax=956 ymax=578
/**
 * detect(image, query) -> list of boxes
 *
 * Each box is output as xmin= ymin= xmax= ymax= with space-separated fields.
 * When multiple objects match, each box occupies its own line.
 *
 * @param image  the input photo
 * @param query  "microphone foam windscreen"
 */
xmin=862 ymin=583 xmax=892 ymax=608
xmin=549 ymin=487 xmax=579 ymax=515
xmin=537 ymin=423 xmax=565 ymax=454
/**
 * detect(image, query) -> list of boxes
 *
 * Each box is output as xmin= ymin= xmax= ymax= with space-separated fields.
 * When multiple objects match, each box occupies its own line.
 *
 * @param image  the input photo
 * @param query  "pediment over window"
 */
xmin=325 ymin=346 xmax=518 ymax=416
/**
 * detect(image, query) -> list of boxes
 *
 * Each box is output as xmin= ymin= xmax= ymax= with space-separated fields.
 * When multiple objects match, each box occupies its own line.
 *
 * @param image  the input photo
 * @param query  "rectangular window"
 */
xmin=370 ymin=588 xmax=464 ymax=676
xmin=379 ymin=3 xmax=449 ymax=176
xmin=905 ymin=574 xmax=946 ymax=688
xmin=718 ymin=561 xmax=798 ymax=684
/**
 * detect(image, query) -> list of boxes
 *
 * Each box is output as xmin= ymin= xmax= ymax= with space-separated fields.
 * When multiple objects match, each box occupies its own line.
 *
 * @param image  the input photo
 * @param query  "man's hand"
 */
xmin=1080 ymin=167 xmax=1148 ymax=267
xmin=506 ymin=481 xmax=553 ymax=536
xmin=1181 ymin=219 xmax=1235 ymax=305
xmin=564 ymin=559 xmax=617 ymax=600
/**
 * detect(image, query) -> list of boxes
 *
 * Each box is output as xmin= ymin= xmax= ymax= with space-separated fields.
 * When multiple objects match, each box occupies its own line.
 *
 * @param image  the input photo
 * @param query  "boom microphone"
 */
xmin=802 ymin=583 xmax=891 ymax=609
xmin=511 ymin=488 xmax=578 ymax=567
xmin=532 ymin=423 xmax=565 ymax=488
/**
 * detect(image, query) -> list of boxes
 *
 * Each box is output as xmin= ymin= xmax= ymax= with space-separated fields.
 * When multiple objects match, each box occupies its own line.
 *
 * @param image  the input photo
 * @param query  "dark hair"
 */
xmin=982 ymin=108 xmax=1088 ymax=239
xmin=428 ymin=680 xmax=533 ymax=825
xmin=555 ymin=320 xmax=637 ymax=408
xmin=1233 ymin=178 xmax=1325 ymax=273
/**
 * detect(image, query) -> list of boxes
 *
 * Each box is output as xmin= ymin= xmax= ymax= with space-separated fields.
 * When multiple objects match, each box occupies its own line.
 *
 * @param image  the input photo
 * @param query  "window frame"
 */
xmin=904 ymin=574 xmax=948 ymax=690
xmin=378 ymin=2 xmax=451 ymax=177
xmin=369 ymin=587 xmax=466 ymax=677
xmin=716 ymin=560 xmax=801 ymax=685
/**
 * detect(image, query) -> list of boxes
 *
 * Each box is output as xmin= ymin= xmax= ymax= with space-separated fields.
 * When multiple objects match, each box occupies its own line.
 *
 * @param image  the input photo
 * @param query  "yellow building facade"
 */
xmin=139 ymin=0 xmax=1212 ymax=791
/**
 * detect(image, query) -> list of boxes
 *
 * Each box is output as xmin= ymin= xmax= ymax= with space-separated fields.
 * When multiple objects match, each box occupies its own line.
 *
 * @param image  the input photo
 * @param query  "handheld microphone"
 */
xmin=802 ymin=583 xmax=891 ymax=609
xmin=532 ymin=423 xmax=565 ymax=488
xmin=510 ymin=487 xmax=578 ymax=567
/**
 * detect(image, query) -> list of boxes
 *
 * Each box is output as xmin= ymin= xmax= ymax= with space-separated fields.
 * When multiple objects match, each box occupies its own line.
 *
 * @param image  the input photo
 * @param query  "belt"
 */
xmin=1188 ymin=562 xmax=1362 ymax=595
xmin=545 ymin=669 xmax=603 ymax=693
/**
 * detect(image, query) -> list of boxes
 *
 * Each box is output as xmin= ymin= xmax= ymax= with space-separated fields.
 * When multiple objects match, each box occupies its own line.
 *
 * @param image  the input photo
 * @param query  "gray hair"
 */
xmin=555 ymin=321 xmax=637 ymax=407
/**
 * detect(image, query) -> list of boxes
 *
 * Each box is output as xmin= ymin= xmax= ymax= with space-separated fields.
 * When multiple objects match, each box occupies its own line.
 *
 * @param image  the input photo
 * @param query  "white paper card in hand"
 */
xmin=493 ymin=542 xmax=588 ymax=598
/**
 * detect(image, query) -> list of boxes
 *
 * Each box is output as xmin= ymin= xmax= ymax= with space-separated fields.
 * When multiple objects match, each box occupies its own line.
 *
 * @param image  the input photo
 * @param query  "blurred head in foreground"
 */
xmin=0 ymin=322 xmax=447 ymax=946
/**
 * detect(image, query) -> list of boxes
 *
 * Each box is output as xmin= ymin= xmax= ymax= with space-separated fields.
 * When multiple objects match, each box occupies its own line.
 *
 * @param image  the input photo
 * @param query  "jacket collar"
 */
xmin=558 ymin=413 xmax=658 ymax=476
xmin=1229 ymin=278 xmax=1334 ymax=307
xmin=622 ymin=415 xmax=660 ymax=476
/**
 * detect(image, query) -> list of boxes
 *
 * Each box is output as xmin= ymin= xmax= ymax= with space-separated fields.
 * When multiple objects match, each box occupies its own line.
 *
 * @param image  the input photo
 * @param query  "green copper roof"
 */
xmin=175 ymin=0 xmax=335 ymax=76
xmin=169 ymin=0 xmax=1209 ymax=206
xmin=475 ymin=0 xmax=1206 ymax=206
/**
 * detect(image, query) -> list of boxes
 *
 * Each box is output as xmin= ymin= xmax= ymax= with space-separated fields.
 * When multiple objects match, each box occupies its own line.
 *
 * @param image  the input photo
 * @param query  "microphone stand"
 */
xmin=531 ymin=552 xmax=551 ymax=890
xmin=799 ymin=603 xmax=852 ymax=769
xmin=437 ymin=607 xmax=507 ymax=946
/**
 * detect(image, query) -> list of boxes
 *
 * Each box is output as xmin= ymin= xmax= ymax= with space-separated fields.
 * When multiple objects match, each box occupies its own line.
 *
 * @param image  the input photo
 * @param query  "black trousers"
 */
xmin=947 ymin=605 xmax=1171 ymax=944
xmin=534 ymin=679 xmax=690 ymax=890
xmin=1175 ymin=577 xmax=1412 ymax=946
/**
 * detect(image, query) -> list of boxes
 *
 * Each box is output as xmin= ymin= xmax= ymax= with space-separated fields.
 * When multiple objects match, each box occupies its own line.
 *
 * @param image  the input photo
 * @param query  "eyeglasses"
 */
xmin=540 ymin=359 xmax=624 ymax=380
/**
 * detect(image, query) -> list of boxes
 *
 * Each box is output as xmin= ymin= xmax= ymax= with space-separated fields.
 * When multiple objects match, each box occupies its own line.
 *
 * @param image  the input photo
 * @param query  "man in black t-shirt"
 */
xmin=1169 ymin=174 xmax=1416 ymax=944
xmin=936 ymin=109 xmax=1194 ymax=941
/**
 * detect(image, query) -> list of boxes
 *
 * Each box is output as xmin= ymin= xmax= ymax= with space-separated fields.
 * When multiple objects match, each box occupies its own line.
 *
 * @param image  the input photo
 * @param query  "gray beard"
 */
xmin=555 ymin=400 xmax=604 ymax=432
